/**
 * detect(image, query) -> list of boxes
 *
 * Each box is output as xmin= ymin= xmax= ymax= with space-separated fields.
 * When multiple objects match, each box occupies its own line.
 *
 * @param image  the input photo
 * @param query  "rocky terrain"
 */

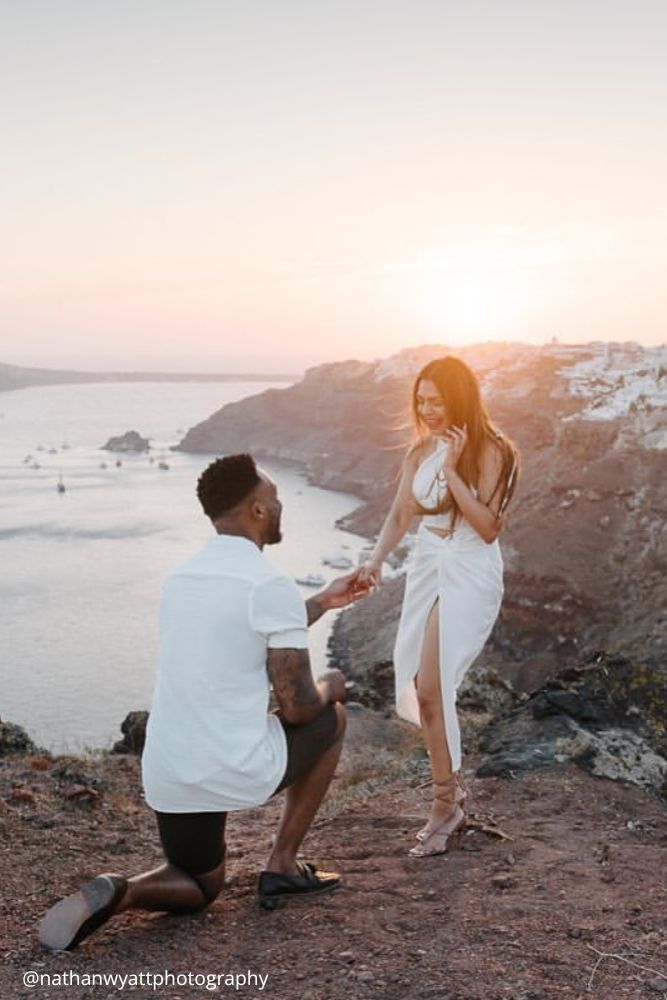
xmin=2 ymin=711 xmax=666 ymax=1000
xmin=176 ymin=341 xmax=667 ymax=683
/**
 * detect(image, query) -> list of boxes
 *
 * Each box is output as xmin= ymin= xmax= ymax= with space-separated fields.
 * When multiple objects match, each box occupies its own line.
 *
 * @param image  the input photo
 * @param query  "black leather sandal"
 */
xmin=258 ymin=860 xmax=341 ymax=910
xmin=38 ymin=873 xmax=128 ymax=951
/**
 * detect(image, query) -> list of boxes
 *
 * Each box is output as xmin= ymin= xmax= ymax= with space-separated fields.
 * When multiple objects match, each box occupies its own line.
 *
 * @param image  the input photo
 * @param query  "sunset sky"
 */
xmin=1 ymin=0 xmax=666 ymax=373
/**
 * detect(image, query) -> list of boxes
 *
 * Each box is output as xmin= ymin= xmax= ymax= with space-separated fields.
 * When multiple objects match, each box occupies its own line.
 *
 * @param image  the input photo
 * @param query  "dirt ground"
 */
xmin=1 ymin=721 xmax=666 ymax=1000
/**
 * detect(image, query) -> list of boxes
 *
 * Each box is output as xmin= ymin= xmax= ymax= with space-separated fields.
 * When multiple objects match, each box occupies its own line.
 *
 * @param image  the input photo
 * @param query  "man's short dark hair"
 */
xmin=196 ymin=454 xmax=262 ymax=520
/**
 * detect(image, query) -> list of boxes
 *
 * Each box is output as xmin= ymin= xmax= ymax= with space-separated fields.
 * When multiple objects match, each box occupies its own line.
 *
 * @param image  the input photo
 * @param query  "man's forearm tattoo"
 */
xmin=267 ymin=649 xmax=320 ymax=709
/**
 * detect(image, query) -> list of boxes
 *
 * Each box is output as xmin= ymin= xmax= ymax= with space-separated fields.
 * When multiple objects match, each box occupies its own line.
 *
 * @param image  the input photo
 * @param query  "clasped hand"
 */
xmin=317 ymin=568 xmax=372 ymax=610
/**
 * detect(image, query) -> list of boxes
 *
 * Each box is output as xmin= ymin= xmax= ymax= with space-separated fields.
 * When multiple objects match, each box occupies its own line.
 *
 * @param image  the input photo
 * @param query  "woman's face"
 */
xmin=416 ymin=379 xmax=449 ymax=434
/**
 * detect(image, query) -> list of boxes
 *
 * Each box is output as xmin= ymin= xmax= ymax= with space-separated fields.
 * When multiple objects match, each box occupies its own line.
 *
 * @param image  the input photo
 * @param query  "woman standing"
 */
xmin=360 ymin=357 xmax=519 ymax=856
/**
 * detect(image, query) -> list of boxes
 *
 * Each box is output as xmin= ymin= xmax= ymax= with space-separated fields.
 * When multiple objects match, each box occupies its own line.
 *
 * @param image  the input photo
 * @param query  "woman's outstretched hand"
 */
xmin=358 ymin=560 xmax=383 ymax=589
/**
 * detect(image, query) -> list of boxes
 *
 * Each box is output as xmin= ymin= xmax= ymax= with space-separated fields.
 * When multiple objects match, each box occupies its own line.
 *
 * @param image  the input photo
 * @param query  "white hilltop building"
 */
xmin=558 ymin=342 xmax=667 ymax=433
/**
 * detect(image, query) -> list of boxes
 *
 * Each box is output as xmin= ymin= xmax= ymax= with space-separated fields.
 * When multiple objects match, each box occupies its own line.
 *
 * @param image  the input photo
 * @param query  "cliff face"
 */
xmin=176 ymin=360 xmax=408 ymax=497
xmin=176 ymin=341 xmax=667 ymax=677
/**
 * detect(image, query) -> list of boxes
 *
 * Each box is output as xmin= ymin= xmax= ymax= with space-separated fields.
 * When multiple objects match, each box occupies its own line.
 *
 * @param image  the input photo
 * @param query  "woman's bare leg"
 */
xmin=414 ymin=600 xmax=458 ymax=838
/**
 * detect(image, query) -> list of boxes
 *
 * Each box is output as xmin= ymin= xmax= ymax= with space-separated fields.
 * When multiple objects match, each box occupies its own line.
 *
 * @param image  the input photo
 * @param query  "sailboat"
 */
xmin=57 ymin=472 xmax=66 ymax=494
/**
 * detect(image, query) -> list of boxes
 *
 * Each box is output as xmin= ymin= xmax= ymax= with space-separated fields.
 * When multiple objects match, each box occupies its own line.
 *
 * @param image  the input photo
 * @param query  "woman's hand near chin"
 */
xmin=442 ymin=423 xmax=468 ymax=471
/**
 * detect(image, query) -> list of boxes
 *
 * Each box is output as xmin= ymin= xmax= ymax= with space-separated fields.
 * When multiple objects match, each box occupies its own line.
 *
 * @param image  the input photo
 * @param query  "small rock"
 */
xmin=10 ymin=786 xmax=36 ymax=804
xmin=63 ymin=783 xmax=100 ymax=801
xmin=647 ymin=977 xmax=667 ymax=993
xmin=338 ymin=951 xmax=355 ymax=964
xmin=25 ymin=815 xmax=55 ymax=829
xmin=568 ymin=926 xmax=594 ymax=940
xmin=490 ymin=873 xmax=515 ymax=890
xmin=28 ymin=756 xmax=52 ymax=771
xmin=598 ymin=844 xmax=611 ymax=864
xmin=112 ymin=711 xmax=149 ymax=755
xmin=356 ymin=971 xmax=375 ymax=982
xmin=102 ymin=430 xmax=150 ymax=453
xmin=0 ymin=720 xmax=36 ymax=756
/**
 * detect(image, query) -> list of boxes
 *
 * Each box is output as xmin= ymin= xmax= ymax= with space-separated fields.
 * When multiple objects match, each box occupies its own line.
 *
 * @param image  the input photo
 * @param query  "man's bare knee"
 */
xmin=193 ymin=859 xmax=226 ymax=905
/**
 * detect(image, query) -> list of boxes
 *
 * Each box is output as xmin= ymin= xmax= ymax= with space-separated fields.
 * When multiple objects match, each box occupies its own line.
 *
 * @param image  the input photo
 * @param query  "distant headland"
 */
xmin=0 ymin=362 xmax=297 ymax=393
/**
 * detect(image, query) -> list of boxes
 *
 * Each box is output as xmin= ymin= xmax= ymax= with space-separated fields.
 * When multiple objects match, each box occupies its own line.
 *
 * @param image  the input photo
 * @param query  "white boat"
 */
xmin=295 ymin=573 xmax=326 ymax=587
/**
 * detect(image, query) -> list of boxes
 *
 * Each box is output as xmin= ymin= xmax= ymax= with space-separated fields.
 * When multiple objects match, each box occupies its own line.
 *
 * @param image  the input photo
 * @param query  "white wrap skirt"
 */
xmin=393 ymin=521 xmax=504 ymax=771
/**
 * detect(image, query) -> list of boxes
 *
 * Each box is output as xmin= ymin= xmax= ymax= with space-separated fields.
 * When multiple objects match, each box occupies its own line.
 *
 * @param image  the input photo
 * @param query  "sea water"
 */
xmin=0 ymin=381 xmax=365 ymax=752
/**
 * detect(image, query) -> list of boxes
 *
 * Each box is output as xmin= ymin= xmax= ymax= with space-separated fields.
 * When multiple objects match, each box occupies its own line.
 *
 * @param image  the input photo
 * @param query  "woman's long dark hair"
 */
xmin=411 ymin=356 xmax=519 ymax=530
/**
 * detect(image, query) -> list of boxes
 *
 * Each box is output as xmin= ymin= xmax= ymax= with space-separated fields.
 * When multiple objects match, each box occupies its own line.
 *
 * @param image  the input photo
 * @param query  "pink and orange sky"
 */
xmin=1 ymin=1 xmax=666 ymax=373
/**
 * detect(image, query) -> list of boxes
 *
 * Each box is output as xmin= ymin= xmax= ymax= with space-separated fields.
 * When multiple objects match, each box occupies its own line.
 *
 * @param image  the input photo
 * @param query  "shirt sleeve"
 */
xmin=249 ymin=575 xmax=309 ymax=649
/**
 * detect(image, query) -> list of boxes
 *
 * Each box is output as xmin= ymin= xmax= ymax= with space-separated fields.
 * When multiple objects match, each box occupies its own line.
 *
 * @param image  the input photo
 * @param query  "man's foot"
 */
xmin=258 ymin=861 xmax=340 ymax=910
xmin=38 ymin=874 xmax=128 ymax=951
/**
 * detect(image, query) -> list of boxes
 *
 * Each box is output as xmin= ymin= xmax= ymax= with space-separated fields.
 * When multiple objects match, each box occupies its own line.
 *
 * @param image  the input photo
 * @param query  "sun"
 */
xmin=402 ymin=237 xmax=547 ymax=342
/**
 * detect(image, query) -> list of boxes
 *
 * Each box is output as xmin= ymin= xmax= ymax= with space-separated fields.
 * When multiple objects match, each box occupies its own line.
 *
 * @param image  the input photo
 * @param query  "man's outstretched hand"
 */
xmin=305 ymin=569 xmax=371 ymax=626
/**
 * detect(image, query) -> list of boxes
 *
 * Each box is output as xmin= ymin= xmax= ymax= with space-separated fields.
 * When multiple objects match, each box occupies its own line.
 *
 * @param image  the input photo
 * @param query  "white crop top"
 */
xmin=412 ymin=435 xmax=517 ymax=538
xmin=413 ymin=439 xmax=451 ymax=530
xmin=412 ymin=439 xmax=478 ymax=532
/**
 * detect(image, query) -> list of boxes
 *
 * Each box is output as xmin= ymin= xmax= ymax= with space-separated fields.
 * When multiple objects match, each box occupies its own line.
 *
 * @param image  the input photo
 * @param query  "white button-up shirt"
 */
xmin=142 ymin=534 xmax=308 ymax=812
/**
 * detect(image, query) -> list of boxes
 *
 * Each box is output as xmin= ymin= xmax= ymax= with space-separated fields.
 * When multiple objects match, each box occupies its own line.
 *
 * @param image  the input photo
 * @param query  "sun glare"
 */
xmin=402 ymin=237 xmax=552 ymax=342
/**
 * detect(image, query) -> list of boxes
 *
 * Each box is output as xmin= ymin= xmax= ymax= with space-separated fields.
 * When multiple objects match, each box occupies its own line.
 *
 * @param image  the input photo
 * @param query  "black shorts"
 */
xmin=155 ymin=704 xmax=339 ymax=877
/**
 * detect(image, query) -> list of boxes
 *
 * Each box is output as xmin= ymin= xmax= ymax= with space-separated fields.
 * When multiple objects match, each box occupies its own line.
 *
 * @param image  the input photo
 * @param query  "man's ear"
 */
xmin=251 ymin=498 xmax=266 ymax=520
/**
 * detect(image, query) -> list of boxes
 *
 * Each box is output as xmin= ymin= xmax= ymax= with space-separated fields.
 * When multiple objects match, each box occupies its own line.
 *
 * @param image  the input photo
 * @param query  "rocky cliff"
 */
xmin=177 ymin=340 xmax=666 ymax=684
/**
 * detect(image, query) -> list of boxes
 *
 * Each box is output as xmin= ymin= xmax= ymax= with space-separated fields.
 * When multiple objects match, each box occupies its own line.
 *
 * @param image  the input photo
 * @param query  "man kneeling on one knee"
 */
xmin=39 ymin=453 xmax=368 ymax=951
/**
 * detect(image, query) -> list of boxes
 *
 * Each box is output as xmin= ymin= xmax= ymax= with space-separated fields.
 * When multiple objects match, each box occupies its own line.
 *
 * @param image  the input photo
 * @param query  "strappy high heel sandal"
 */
xmin=408 ymin=799 xmax=466 ymax=858
xmin=415 ymin=773 xmax=467 ymax=842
